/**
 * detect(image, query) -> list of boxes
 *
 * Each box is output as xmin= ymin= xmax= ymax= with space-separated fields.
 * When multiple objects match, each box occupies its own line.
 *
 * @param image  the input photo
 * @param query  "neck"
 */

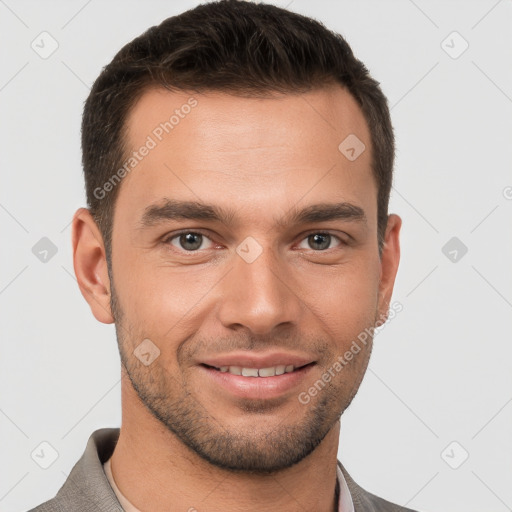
xmin=110 ymin=372 xmax=341 ymax=512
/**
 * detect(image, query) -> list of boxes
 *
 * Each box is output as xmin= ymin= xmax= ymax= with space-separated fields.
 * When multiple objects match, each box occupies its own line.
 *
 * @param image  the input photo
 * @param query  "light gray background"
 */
xmin=1 ymin=1 xmax=511 ymax=511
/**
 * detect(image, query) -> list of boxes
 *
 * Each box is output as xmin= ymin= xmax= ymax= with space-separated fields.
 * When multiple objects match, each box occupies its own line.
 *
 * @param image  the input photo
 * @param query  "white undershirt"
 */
xmin=103 ymin=457 xmax=355 ymax=512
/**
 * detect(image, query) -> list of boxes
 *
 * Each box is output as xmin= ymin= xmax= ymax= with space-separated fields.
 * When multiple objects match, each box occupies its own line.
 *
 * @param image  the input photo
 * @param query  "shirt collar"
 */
xmin=104 ymin=457 xmax=355 ymax=511
xmin=337 ymin=462 xmax=355 ymax=512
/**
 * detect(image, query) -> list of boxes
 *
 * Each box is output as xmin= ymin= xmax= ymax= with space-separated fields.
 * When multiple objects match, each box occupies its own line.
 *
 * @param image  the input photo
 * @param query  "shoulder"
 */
xmin=338 ymin=461 xmax=421 ymax=512
xmin=27 ymin=428 xmax=122 ymax=511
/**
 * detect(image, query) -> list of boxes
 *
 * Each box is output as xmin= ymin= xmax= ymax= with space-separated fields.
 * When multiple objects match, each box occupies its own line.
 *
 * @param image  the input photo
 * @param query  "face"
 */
xmin=77 ymin=85 xmax=401 ymax=474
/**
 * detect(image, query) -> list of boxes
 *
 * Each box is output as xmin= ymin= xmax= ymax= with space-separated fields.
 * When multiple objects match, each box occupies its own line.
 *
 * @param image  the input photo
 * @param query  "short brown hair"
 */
xmin=82 ymin=0 xmax=394 ymax=265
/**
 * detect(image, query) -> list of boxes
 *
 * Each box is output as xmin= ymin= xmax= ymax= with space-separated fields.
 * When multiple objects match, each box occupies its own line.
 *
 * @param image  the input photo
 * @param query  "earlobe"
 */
xmin=71 ymin=208 xmax=114 ymax=324
xmin=377 ymin=214 xmax=402 ymax=323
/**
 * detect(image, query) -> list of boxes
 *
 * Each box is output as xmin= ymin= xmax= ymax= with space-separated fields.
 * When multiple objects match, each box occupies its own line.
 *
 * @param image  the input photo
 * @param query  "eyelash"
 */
xmin=161 ymin=230 xmax=348 ymax=253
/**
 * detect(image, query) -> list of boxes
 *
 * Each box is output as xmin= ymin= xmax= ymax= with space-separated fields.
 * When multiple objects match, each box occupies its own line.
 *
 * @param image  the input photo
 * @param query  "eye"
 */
xmin=166 ymin=232 xmax=215 ymax=252
xmin=297 ymin=232 xmax=343 ymax=251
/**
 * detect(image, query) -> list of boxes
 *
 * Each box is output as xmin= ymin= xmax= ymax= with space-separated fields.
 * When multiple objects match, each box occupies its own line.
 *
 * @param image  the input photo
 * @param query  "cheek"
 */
xmin=112 ymin=250 xmax=221 ymax=343
xmin=297 ymin=257 xmax=380 ymax=341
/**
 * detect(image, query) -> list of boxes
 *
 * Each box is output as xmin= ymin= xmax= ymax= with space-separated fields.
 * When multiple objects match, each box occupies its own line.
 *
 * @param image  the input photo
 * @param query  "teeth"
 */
xmin=241 ymin=367 xmax=259 ymax=377
xmin=258 ymin=367 xmax=276 ymax=377
xmin=228 ymin=366 xmax=242 ymax=375
xmin=214 ymin=365 xmax=297 ymax=377
xmin=275 ymin=365 xmax=286 ymax=375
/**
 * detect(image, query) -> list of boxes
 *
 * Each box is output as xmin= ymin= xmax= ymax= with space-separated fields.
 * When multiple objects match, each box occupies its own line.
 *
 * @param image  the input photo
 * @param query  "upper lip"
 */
xmin=199 ymin=351 xmax=316 ymax=369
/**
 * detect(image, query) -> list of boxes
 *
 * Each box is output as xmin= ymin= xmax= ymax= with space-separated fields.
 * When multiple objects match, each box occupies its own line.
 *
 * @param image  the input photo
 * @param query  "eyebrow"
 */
xmin=137 ymin=198 xmax=367 ymax=230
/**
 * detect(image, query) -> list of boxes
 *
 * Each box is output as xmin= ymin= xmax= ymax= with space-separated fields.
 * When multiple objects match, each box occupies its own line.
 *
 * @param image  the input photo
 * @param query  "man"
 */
xmin=31 ymin=1 xmax=417 ymax=510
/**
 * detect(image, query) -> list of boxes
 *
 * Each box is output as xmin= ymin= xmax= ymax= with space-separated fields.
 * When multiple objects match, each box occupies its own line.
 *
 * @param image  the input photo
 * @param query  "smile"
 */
xmin=198 ymin=362 xmax=316 ymax=400
xmin=204 ymin=364 xmax=305 ymax=377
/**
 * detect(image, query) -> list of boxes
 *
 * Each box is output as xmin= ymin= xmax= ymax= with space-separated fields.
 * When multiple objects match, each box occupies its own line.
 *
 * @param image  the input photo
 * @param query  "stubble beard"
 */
xmin=109 ymin=278 xmax=375 ymax=474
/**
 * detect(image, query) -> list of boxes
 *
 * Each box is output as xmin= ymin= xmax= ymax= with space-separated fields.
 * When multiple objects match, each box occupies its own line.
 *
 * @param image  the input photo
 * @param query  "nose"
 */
xmin=216 ymin=242 xmax=303 ymax=336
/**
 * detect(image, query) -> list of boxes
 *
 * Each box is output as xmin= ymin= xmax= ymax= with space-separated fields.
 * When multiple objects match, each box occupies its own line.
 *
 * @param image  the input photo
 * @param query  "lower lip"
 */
xmin=198 ymin=364 xmax=315 ymax=400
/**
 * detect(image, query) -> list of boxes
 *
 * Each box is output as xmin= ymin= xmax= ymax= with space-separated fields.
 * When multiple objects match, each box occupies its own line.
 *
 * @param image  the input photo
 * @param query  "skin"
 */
xmin=72 ymin=84 xmax=401 ymax=512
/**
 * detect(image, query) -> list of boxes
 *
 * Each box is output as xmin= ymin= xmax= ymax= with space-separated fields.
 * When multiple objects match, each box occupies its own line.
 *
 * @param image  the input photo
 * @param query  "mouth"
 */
xmin=197 ymin=361 xmax=317 ymax=400
xmin=200 ymin=362 xmax=314 ymax=377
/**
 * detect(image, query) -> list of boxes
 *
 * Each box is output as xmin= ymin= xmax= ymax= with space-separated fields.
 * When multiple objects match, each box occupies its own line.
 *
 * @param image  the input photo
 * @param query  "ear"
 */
xmin=71 ymin=207 xmax=114 ymax=324
xmin=377 ymin=214 xmax=402 ymax=323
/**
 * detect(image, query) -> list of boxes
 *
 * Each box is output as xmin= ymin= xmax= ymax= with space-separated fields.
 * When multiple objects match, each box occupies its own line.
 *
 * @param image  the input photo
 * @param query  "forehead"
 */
xmin=124 ymin=84 xmax=370 ymax=157
xmin=117 ymin=85 xmax=375 ymax=227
